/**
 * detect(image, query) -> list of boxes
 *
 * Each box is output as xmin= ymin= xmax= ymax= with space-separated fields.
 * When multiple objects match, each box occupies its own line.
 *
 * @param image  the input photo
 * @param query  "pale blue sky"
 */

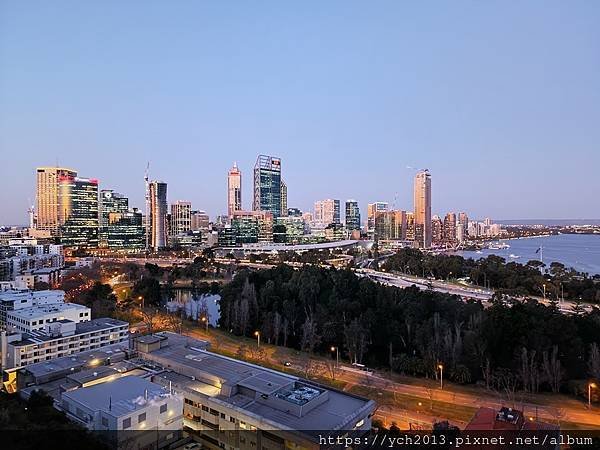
xmin=1 ymin=1 xmax=599 ymax=225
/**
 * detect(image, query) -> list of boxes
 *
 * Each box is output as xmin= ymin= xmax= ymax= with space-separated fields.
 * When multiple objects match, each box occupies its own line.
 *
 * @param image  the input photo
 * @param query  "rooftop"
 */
xmin=12 ymin=317 xmax=128 ymax=346
xmin=62 ymin=375 xmax=172 ymax=417
xmin=140 ymin=333 xmax=374 ymax=432
xmin=9 ymin=302 xmax=88 ymax=321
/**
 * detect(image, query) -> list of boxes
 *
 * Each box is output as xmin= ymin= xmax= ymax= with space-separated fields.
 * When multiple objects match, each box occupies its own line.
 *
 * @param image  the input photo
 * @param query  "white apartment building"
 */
xmin=0 ymin=289 xmax=66 ymax=330
xmin=6 ymin=301 xmax=90 ymax=333
xmin=1 ymin=317 xmax=129 ymax=369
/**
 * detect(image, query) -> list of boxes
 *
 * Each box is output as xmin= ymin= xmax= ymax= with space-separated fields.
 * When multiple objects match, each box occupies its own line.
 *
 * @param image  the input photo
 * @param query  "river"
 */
xmin=458 ymin=234 xmax=600 ymax=275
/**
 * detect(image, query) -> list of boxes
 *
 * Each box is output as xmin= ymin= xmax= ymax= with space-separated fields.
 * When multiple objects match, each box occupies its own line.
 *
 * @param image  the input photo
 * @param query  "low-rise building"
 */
xmin=0 ymin=289 xmax=66 ymax=330
xmin=12 ymin=332 xmax=375 ymax=449
xmin=61 ymin=375 xmax=183 ymax=448
xmin=1 ymin=317 xmax=129 ymax=369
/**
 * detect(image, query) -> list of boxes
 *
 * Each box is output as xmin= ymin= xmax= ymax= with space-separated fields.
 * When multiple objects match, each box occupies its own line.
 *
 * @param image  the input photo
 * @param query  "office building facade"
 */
xmin=59 ymin=176 xmax=99 ymax=248
xmin=253 ymin=155 xmax=282 ymax=217
xmin=345 ymin=200 xmax=361 ymax=232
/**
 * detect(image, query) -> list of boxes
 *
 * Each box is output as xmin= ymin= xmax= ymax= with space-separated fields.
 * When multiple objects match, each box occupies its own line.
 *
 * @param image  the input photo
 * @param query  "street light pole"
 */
xmin=331 ymin=346 xmax=339 ymax=368
xmin=254 ymin=331 xmax=260 ymax=348
xmin=438 ymin=364 xmax=444 ymax=389
xmin=589 ymin=382 xmax=597 ymax=409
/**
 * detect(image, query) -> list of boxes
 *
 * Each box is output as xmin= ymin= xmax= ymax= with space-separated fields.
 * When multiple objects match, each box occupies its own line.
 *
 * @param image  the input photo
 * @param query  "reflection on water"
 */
xmin=162 ymin=290 xmax=220 ymax=326
xmin=459 ymin=234 xmax=600 ymax=275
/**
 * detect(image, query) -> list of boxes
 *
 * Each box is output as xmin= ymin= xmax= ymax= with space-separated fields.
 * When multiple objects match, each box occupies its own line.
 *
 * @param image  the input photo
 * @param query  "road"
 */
xmin=181 ymin=327 xmax=600 ymax=430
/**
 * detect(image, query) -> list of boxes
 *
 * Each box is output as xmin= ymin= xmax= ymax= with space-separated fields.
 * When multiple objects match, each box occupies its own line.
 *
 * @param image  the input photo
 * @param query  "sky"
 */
xmin=1 ymin=1 xmax=599 ymax=225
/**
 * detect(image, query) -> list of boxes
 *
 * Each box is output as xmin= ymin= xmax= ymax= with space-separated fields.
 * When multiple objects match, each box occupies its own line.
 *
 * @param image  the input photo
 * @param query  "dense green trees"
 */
xmin=219 ymin=265 xmax=600 ymax=395
xmin=383 ymin=248 xmax=600 ymax=303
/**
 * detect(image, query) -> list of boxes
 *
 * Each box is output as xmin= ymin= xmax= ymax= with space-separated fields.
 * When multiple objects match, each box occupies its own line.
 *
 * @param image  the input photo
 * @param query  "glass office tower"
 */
xmin=253 ymin=155 xmax=282 ymax=217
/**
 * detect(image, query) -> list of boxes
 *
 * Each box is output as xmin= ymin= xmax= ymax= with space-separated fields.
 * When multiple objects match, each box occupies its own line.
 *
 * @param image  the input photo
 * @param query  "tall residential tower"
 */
xmin=147 ymin=181 xmax=168 ymax=250
xmin=413 ymin=169 xmax=432 ymax=248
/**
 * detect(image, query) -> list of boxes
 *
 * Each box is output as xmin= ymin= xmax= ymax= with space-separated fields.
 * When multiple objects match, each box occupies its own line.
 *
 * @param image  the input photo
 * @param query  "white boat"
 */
xmin=488 ymin=242 xmax=510 ymax=250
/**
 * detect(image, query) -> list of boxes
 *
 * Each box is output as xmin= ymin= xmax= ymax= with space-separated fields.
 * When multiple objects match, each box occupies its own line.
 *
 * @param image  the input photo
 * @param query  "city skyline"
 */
xmin=2 ymin=1 xmax=600 ymax=224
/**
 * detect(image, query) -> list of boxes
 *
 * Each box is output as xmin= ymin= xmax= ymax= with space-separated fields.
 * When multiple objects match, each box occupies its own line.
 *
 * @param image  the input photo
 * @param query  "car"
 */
xmin=184 ymin=443 xmax=201 ymax=450
xmin=283 ymin=361 xmax=292 ymax=367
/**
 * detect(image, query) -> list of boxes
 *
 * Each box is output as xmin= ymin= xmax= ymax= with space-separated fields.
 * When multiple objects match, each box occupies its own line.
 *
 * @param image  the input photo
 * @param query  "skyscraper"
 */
xmin=147 ymin=181 xmax=168 ymax=250
xmin=314 ymin=199 xmax=340 ymax=227
xmin=345 ymin=200 xmax=361 ymax=232
xmin=374 ymin=210 xmax=407 ymax=241
xmin=59 ymin=176 xmax=99 ymax=248
xmin=280 ymin=180 xmax=288 ymax=217
xmin=99 ymin=190 xmax=129 ymax=248
xmin=227 ymin=162 xmax=242 ymax=217
xmin=253 ymin=155 xmax=282 ymax=217
xmin=170 ymin=201 xmax=192 ymax=235
xmin=413 ymin=170 xmax=432 ymax=248
xmin=35 ymin=167 xmax=77 ymax=235
xmin=367 ymin=202 xmax=388 ymax=238
xmin=458 ymin=212 xmax=469 ymax=238
xmin=443 ymin=212 xmax=457 ymax=243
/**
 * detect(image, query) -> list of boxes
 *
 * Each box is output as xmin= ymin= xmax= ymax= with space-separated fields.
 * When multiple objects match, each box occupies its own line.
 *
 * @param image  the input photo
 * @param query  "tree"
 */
xmin=542 ymin=346 xmax=563 ymax=393
xmin=588 ymin=343 xmax=600 ymax=380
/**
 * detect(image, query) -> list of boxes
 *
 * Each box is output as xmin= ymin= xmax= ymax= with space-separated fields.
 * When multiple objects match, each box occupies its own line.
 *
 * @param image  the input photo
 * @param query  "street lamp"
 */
xmin=589 ymin=382 xmax=597 ymax=409
xmin=438 ymin=364 xmax=444 ymax=389
xmin=138 ymin=296 xmax=144 ymax=309
xmin=200 ymin=316 xmax=209 ymax=332
xmin=331 ymin=346 xmax=339 ymax=368
xmin=254 ymin=331 xmax=260 ymax=348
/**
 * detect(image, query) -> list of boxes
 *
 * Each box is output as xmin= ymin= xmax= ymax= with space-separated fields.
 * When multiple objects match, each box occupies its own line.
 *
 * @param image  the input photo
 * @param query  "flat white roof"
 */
xmin=9 ymin=302 xmax=88 ymax=321
xmin=62 ymin=375 xmax=172 ymax=417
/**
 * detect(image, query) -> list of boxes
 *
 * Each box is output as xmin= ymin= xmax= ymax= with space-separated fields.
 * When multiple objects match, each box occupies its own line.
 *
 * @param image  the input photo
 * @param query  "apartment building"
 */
xmin=1 ymin=317 xmax=129 ymax=369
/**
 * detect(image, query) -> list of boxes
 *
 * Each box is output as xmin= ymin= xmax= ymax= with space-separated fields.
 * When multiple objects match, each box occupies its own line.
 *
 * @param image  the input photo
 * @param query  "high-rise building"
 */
xmin=227 ymin=162 xmax=242 ymax=216
xmin=314 ymin=199 xmax=340 ymax=227
xmin=345 ymin=200 xmax=361 ymax=232
xmin=374 ymin=210 xmax=407 ymax=241
xmin=106 ymin=209 xmax=144 ymax=250
xmin=99 ymin=190 xmax=129 ymax=248
xmin=170 ymin=201 xmax=192 ymax=235
xmin=413 ymin=170 xmax=432 ymax=248
xmin=458 ymin=212 xmax=469 ymax=238
xmin=147 ymin=181 xmax=168 ymax=250
xmin=431 ymin=215 xmax=443 ymax=244
xmin=405 ymin=212 xmax=415 ymax=241
xmin=443 ymin=212 xmax=457 ymax=243
xmin=59 ymin=176 xmax=99 ymax=248
xmin=231 ymin=211 xmax=273 ymax=244
xmin=280 ymin=180 xmax=288 ymax=217
xmin=35 ymin=167 xmax=77 ymax=235
xmin=190 ymin=210 xmax=210 ymax=231
xmin=367 ymin=202 xmax=388 ymax=238
xmin=253 ymin=155 xmax=282 ymax=217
